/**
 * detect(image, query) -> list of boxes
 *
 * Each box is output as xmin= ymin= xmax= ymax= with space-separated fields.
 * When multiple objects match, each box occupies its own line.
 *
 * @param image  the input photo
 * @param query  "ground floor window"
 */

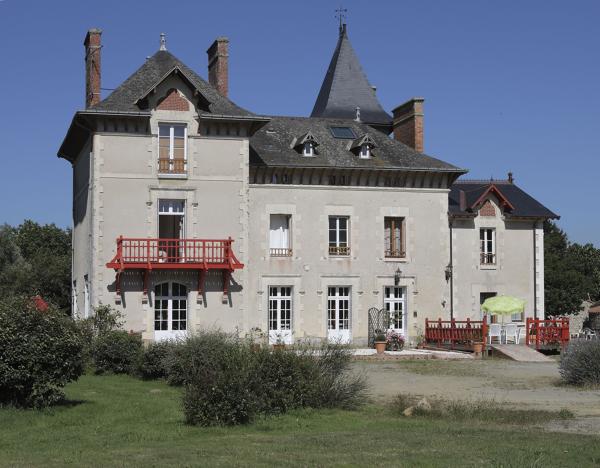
xmin=327 ymin=287 xmax=351 ymax=344
xmin=268 ymin=286 xmax=292 ymax=344
xmin=154 ymin=282 xmax=187 ymax=338
xmin=384 ymin=286 xmax=405 ymax=332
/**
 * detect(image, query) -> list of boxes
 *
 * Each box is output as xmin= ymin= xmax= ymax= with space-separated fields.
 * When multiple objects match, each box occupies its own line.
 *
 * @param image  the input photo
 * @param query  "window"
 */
xmin=83 ymin=275 xmax=90 ymax=319
xmin=269 ymin=214 xmax=292 ymax=256
xmin=154 ymin=282 xmax=187 ymax=339
xmin=158 ymin=124 xmax=187 ymax=174
xmin=329 ymin=126 xmax=356 ymax=139
xmin=268 ymin=287 xmax=292 ymax=344
xmin=72 ymin=280 xmax=78 ymax=318
xmin=329 ymin=216 xmax=350 ymax=255
xmin=384 ymin=217 xmax=405 ymax=258
xmin=359 ymin=144 xmax=371 ymax=159
xmin=480 ymin=228 xmax=496 ymax=265
xmin=158 ymin=200 xmax=185 ymax=262
xmin=327 ymin=287 xmax=351 ymax=344
xmin=302 ymin=142 xmax=314 ymax=157
xmin=384 ymin=287 xmax=405 ymax=332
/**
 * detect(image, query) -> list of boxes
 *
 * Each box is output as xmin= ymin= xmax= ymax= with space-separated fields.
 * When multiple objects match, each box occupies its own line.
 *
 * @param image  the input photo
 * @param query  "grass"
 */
xmin=1 ymin=374 xmax=600 ymax=467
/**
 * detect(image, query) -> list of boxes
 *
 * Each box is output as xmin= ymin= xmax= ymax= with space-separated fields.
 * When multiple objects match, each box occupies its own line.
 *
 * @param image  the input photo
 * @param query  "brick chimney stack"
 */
xmin=84 ymin=28 xmax=102 ymax=108
xmin=207 ymin=37 xmax=229 ymax=97
xmin=392 ymin=98 xmax=424 ymax=153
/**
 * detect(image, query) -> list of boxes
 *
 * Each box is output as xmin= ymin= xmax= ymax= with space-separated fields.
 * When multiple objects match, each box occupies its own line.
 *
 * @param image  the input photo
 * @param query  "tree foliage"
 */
xmin=544 ymin=221 xmax=600 ymax=316
xmin=0 ymin=220 xmax=71 ymax=311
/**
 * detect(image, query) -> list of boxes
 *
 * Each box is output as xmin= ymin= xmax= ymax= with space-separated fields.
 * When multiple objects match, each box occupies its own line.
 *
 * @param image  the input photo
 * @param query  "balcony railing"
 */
xmin=158 ymin=158 xmax=186 ymax=175
xmin=480 ymin=252 xmax=496 ymax=265
xmin=106 ymin=237 xmax=243 ymax=271
xmin=270 ymin=248 xmax=293 ymax=257
xmin=329 ymin=245 xmax=350 ymax=256
xmin=385 ymin=249 xmax=406 ymax=259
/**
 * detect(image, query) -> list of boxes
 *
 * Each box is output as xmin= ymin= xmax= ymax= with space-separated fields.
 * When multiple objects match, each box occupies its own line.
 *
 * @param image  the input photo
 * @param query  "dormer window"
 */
xmin=359 ymin=144 xmax=371 ymax=159
xmin=293 ymin=131 xmax=319 ymax=157
xmin=303 ymin=142 xmax=315 ymax=157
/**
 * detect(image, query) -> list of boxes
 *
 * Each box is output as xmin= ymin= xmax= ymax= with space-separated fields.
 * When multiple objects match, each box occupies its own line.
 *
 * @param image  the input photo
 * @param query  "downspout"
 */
xmin=533 ymin=220 xmax=537 ymax=319
xmin=449 ymin=219 xmax=454 ymax=320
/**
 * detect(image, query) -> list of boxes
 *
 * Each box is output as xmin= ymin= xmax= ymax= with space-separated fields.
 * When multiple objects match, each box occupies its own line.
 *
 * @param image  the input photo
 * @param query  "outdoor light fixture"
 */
xmin=445 ymin=263 xmax=453 ymax=282
xmin=394 ymin=267 xmax=402 ymax=285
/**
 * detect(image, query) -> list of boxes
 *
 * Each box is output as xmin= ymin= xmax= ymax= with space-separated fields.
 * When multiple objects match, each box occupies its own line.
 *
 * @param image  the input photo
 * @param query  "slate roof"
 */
xmin=250 ymin=116 xmax=465 ymax=172
xmin=449 ymin=180 xmax=559 ymax=219
xmin=311 ymin=25 xmax=392 ymax=127
xmin=92 ymin=50 xmax=253 ymax=117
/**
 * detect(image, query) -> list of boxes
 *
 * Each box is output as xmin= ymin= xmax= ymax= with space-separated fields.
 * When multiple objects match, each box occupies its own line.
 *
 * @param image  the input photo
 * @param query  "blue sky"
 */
xmin=1 ymin=0 xmax=598 ymax=245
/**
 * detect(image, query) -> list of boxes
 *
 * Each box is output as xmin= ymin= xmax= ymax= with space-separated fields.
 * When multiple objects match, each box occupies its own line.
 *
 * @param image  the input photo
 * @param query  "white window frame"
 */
xmin=480 ymin=228 xmax=496 ymax=265
xmin=268 ymin=286 xmax=293 ymax=344
xmin=328 ymin=216 xmax=350 ymax=256
xmin=269 ymin=214 xmax=292 ymax=256
xmin=158 ymin=123 xmax=188 ymax=175
xmin=72 ymin=280 xmax=78 ymax=318
xmin=153 ymin=282 xmax=188 ymax=341
xmin=359 ymin=144 xmax=371 ymax=159
xmin=302 ymin=141 xmax=314 ymax=157
xmin=384 ymin=286 xmax=406 ymax=333
xmin=83 ymin=275 xmax=90 ymax=319
xmin=327 ymin=286 xmax=351 ymax=344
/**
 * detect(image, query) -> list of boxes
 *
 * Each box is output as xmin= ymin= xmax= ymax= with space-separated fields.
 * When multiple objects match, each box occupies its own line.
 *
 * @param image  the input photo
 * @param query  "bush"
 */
xmin=92 ymin=330 xmax=142 ymax=375
xmin=138 ymin=341 xmax=176 ymax=380
xmin=0 ymin=296 xmax=84 ymax=408
xmin=178 ymin=331 xmax=367 ymax=426
xmin=76 ymin=304 xmax=124 ymax=367
xmin=559 ymin=339 xmax=600 ymax=385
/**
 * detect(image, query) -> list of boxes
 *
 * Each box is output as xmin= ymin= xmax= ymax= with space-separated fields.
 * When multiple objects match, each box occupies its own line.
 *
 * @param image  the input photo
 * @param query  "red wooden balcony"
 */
xmin=106 ymin=237 xmax=243 ymax=296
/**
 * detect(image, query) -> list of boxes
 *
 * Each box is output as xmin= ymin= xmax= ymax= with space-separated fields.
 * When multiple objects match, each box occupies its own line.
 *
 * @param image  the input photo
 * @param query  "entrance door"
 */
xmin=154 ymin=282 xmax=188 ymax=341
xmin=158 ymin=200 xmax=185 ymax=262
xmin=327 ymin=287 xmax=351 ymax=344
xmin=268 ymin=286 xmax=293 ymax=345
xmin=384 ymin=286 xmax=406 ymax=334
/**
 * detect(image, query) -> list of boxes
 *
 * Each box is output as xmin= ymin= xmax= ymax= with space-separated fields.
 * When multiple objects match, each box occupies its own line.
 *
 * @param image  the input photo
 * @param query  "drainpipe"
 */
xmin=449 ymin=219 xmax=454 ymax=320
xmin=533 ymin=220 xmax=537 ymax=319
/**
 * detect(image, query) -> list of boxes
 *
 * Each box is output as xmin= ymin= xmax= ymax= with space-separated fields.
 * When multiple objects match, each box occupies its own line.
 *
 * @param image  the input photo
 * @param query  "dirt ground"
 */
xmin=354 ymin=358 xmax=600 ymax=433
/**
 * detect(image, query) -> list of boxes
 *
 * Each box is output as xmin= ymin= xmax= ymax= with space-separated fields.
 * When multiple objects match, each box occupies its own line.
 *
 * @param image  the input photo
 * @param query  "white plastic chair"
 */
xmin=488 ymin=324 xmax=502 ymax=344
xmin=504 ymin=323 xmax=520 ymax=344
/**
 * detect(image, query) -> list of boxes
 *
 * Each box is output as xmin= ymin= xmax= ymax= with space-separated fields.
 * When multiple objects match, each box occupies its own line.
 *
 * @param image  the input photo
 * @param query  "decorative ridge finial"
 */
xmin=159 ymin=33 xmax=167 ymax=51
xmin=355 ymin=106 xmax=361 ymax=122
xmin=335 ymin=5 xmax=348 ymax=35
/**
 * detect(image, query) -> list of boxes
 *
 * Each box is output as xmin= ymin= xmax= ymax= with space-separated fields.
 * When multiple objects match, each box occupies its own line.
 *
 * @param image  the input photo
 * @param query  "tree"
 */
xmin=544 ymin=221 xmax=600 ymax=316
xmin=0 ymin=221 xmax=71 ymax=312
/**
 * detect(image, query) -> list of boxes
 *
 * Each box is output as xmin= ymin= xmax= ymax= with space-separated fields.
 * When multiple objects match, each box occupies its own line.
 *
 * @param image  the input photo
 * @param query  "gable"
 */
xmin=156 ymin=88 xmax=190 ymax=111
xmin=479 ymin=199 xmax=496 ymax=217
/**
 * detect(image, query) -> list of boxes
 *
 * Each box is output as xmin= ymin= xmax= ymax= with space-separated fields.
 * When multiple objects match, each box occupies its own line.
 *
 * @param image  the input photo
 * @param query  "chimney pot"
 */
xmin=207 ymin=37 xmax=229 ymax=97
xmin=84 ymin=28 xmax=102 ymax=108
xmin=392 ymin=97 xmax=424 ymax=152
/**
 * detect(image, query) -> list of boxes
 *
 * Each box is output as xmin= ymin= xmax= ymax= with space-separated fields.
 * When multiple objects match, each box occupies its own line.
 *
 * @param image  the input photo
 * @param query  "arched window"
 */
xmin=154 ymin=282 xmax=187 ymax=340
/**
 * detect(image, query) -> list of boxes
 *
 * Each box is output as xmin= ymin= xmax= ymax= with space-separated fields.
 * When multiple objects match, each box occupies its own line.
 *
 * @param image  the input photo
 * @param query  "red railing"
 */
xmin=526 ymin=318 xmax=569 ymax=350
xmin=425 ymin=318 xmax=488 ymax=350
xmin=106 ymin=237 xmax=243 ymax=271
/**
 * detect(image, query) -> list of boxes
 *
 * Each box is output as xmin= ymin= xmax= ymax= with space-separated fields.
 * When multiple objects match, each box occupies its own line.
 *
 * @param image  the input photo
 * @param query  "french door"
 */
xmin=154 ymin=282 xmax=188 ymax=341
xmin=268 ymin=286 xmax=293 ymax=344
xmin=384 ymin=286 xmax=406 ymax=334
xmin=327 ymin=287 xmax=351 ymax=344
xmin=158 ymin=200 xmax=185 ymax=262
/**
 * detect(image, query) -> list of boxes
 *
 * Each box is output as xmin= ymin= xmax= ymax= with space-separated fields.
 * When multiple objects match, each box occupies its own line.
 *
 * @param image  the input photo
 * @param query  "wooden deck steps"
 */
xmin=490 ymin=344 xmax=554 ymax=362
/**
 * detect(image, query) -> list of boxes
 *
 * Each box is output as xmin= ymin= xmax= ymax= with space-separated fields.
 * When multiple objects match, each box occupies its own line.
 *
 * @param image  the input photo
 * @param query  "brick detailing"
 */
xmin=392 ymin=98 xmax=424 ymax=152
xmin=480 ymin=200 xmax=496 ymax=217
xmin=84 ymin=28 xmax=102 ymax=108
xmin=157 ymin=88 xmax=189 ymax=111
xmin=207 ymin=37 xmax=229 ymax=97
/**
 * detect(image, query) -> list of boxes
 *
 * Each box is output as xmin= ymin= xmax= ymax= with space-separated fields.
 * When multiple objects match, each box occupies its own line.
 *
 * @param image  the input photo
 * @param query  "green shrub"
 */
xmin=92 ymin=330 xmax=142 ymax=375
xmin=76 ymin=304 xmax=124 ymax=367
xmin=559 ymin=339 xmax=600 ymax=385
xmin=178 ymin=332 xmax=367 ymax=426
xmin=138 ymin=341 xmax=176 ymax=380
xmin=0 ymin=296 xmax=84 ymax=408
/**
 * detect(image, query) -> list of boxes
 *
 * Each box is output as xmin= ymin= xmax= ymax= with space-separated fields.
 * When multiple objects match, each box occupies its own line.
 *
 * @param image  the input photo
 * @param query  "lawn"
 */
xmin=1 ymin=374 xmax=600 ymax=467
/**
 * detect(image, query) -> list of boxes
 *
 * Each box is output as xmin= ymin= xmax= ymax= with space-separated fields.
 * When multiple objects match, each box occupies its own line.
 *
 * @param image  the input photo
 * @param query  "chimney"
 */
xmin=459 ymin=190 xmax=467 ymax=211
xmin=392 ymin=97 xmax=424 ymax=152
xmin=207 ymin=37 xmax=229 ymax=97
xmin=84 ymin=28 xmax=102 ymax=108
xmin=508 ymin=171 xmax=514 ymax=184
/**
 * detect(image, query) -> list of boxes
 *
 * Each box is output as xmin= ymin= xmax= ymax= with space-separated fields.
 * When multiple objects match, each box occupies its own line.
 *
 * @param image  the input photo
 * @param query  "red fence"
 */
xmin=525 ymin=318 xmax=569 ymax=350
xmin=425 ymin=318 xmax=488 ymax=350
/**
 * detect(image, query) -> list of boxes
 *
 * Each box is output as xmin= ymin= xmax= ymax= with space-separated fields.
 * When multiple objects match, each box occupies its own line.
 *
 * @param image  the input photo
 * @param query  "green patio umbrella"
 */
xmin=481 ymin=296 xmax=525 ymax=323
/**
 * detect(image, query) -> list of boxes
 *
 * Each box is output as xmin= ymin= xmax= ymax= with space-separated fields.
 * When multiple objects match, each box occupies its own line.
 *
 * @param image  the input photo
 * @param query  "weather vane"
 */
xmin=335 ymin=5 xmax=348 ymax=32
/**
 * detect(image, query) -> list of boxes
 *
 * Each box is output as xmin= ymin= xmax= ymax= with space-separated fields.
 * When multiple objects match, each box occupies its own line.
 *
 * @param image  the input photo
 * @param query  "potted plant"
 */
xmin=374 ymin=331 xmax=387 ymax=354
xmin=272 ymin=333 xmax=286 ymax=351
xmin=472 ymin=341 xmax=484 ymax=355
xmin=386 ymin=330 xmax=405 ymax=351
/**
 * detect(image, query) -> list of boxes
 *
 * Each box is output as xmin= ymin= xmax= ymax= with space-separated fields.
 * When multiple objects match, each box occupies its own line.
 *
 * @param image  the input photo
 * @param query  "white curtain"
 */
xmin=270 ymin=215 xmax=289 ymax=249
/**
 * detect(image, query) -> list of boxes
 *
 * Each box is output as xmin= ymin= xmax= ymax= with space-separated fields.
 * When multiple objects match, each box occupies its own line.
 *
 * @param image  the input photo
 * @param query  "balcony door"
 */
xmin=268 ymin=286 xmax=293 ymax=344
xmin=327 ymin=287 xmax=351 ymax=344
xmin=384 ymin=286 xmax=406 ymax=334
xmin=158 ymin=200 xmax=185 ymax=262
xmin=154 ymin=282 xmax=187 ymax=341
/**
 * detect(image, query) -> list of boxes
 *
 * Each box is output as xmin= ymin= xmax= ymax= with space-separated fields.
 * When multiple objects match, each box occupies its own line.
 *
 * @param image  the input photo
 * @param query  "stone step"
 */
xmin=490 ymin=344 xmax=554 ymax=362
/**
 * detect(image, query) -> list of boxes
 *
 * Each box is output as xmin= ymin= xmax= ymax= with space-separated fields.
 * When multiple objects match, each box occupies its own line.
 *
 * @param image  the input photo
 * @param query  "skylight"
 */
xmin=329 ymin=126 xmax=356 ymax=139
